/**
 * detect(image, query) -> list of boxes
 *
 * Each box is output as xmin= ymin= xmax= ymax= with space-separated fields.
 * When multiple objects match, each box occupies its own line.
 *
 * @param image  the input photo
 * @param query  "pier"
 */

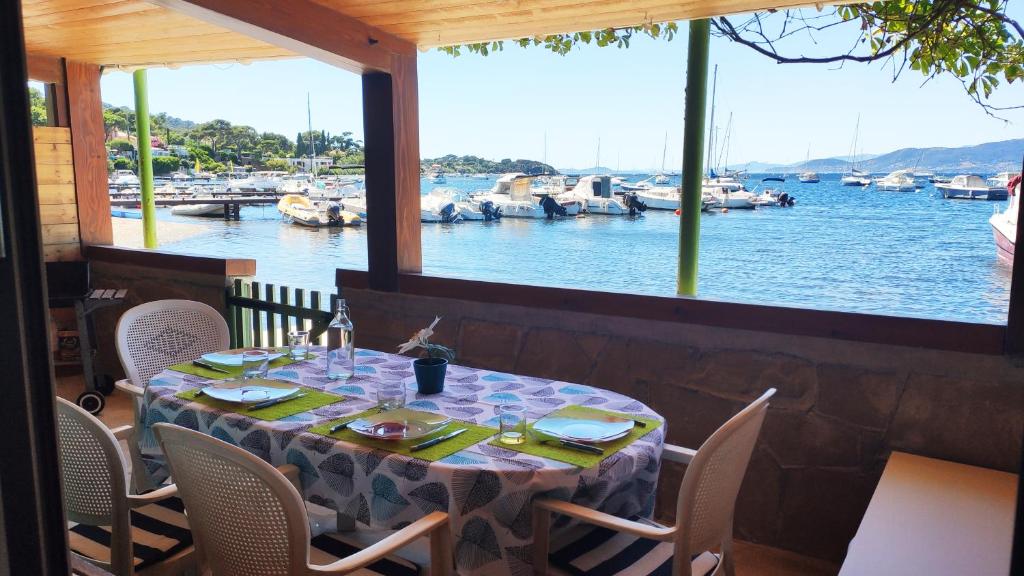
xmin=109 ymin=197 xmax=283 ymax=220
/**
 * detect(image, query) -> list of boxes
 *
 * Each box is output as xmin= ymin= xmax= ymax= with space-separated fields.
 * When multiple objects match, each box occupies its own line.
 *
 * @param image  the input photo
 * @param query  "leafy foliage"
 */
xmin=439 ymin=23 xmax=678 ymax=56
xmin=423 ymin=154 xmax=557 ymax=175
xmin=28 ymin=87 xmax=47 ymax=126
xmin=152 ymin=156 xmax=183 ymax=175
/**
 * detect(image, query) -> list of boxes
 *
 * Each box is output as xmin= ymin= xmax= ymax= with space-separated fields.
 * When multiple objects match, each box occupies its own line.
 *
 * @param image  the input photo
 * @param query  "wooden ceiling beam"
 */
xmin=150 ymin=0 xmax=415 ymax=74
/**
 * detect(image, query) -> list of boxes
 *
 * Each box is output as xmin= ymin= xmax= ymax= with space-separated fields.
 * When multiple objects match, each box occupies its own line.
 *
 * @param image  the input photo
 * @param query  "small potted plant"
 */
xmin=397 ymin=317 xmax=455 ymax=394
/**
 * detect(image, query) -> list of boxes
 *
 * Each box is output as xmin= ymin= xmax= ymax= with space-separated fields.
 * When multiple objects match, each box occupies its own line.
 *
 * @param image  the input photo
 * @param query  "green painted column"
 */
xmin=677 ymin=19 xmax=710 ymax=296
xmin=133 ymin=69 xmax=157 ymax=248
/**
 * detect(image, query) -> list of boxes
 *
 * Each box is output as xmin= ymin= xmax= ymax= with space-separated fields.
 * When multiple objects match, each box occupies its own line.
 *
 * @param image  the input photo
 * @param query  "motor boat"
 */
xmin=430 ymin=188 xmax=501 ymax=221
xmin=421 ymin=190 xmax=463 ymax=223
xmin=990 ymin=175 xmax=1019 ymax=265
xmin=279 ymin=174 xmax=318 ymax=195
xmin=989 ymin=172 xmax=1016 ymax=189
xmin=654 ymin=173 xmax=670 ymax=184
xmin=170 ymin=202 xmax=224 ymax=217
xmin=635 ymin=186 xmax=716 ymax=211
xmin=936 ymin=174 xmax=1008 ymax=201
xmin=705 ymin=185 xmax=757 ymax=209
xmin=475 ymin=173 xmax=580 ymax=219
xmin=750 ymin=188 xmax=796 ymax=208
xmin=620 ymin=176 xmax=654 ymax=192
xmin=230 ymin=171 xmax=286 ymax=192
xmin=841 ymin=169 xmax=872 ymax=187
xmin=703 ymin=174 xmax=746 ymax=192
xmin=874 ymin=170 xmax=916 ymax=191
xmin=277 ymin=194 xmax=361 ymax=227
xmin=111 ymin=169 xmax=140 ymax=187
xmin=554 ymin=175 xmax=645 ymax=215
xmin=798 ymin=171 xmax=820 ymax=184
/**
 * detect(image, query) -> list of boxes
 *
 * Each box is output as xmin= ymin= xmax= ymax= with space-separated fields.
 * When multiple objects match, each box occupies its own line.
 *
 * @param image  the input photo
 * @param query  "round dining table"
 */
xmin=142 ymin=347 xmax=666 ymax=576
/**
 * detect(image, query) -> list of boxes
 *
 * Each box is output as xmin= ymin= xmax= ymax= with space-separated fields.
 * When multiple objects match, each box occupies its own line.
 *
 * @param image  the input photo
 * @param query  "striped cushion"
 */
xmin=68 ymin=497 xmax=192 ymax=571
xmin=310 ymin=532 xmax=421 ymax=576
xmin=550 ymin=523 xmax=720 ymax=576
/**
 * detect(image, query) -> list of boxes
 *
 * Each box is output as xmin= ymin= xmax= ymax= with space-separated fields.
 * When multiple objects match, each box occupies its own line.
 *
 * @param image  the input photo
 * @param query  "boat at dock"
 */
xmin=421 ymin=190 xmax=462 ymax=223
xmin=874 ymin=169 xmax=917 ymax=191
xmin=635 ymin=186 xmax=716 ymax=211
xmin=990 ymin=175 xmax=1019 ymax=265
xmin=475 ymin=173 xmax=581 ymax=219
xmin=989 ymin=172 xmax=1015 ymax=189
xmin=110 ymin=169 xmax=140 ymax=187
xmin=170 ymin=202 xmax=225 ymax=217
xmin=936 ymin=174 xmax=1008 ymax=201
xmin=554 ymin=175 xmax=644 ymax=215
xmin=277 ymin=194 xmax=361 ymax=227
xmin=431 ymin=188 xmax=502 ymax=221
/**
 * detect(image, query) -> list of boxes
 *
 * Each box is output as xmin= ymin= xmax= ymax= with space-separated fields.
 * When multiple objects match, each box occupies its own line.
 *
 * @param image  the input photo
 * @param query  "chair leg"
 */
xmin=429 ymin=523 xmax=452 ymax=576
xmin=532 ymin=508 xmax=550 ymax=575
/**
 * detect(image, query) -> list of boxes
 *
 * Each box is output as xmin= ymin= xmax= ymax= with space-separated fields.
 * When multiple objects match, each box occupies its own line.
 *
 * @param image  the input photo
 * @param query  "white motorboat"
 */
xmin=841 ymin=169 xmax=872 ymax=187
xmin=230 ymin=171 xmax=286 ymax=192
xmin=421 ymin=190 xmax=462 ymax=223
xmin=170 ymin=202 xmax=224 ymax=217
xmin=635 ymin=186 xmax=716 ymax=211
xmin=989 ymin=172 xmax=1015 ymax=189
xmin=936 ymin=174 xmax=1008 ymax=201
xmin=990 ymin=175 xmax=1019 ymax=265
xmin=475 ymin=173 xmax=580 ymax=218
xmin=619 ymin=177 xmax=653 ymax=192
xmin=705 ymin=185 xmax=757 ymax=209
xmin=430 ymin=188 xmax=502 ymax=221
xmin=654 ymin=173 xmax=670 ymax=184
xmin=703 ymin=174 xmax=745 ymax=192
xmin=798 ymin=171 xmax=820 ymax=184
xmin=555 ymin=175 xmax=644 ymax=215
xmin=111 ymin=169 xmax=140 ymax=187
xmin=279 ymin=174 xmax=318 ymax=194
xmin=874 ymin=170 xmax=917 ymax=191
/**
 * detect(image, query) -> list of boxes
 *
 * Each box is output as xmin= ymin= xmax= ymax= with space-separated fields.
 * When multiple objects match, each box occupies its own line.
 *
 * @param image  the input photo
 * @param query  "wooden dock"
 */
xmin=109 ymin=197 xmax=283 ymax=220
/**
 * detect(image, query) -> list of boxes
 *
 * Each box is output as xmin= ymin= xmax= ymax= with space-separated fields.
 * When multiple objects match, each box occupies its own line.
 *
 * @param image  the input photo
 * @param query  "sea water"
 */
xmin=153 ymin=173 xmax=1012 ymax=325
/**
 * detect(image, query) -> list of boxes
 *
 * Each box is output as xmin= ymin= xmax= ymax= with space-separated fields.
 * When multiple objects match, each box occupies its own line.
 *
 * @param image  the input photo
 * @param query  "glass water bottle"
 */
xmin=326 ymin=299 xmax=355 ymax=380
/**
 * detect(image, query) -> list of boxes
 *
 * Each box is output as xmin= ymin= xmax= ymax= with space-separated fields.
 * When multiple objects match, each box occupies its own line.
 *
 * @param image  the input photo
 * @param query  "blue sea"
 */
xmin=152 ymin=174 xmax=1012 ymax=325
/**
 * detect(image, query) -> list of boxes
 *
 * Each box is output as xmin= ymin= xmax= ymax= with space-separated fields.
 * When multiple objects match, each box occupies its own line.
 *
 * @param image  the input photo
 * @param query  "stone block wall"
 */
xmin=343 ymin=286 xmax=1023 ymax=563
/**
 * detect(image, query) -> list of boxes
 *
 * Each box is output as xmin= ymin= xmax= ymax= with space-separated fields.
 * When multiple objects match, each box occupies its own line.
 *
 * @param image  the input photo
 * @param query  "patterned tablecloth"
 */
xmin=143 ymin=347 xmax=665 ymax=576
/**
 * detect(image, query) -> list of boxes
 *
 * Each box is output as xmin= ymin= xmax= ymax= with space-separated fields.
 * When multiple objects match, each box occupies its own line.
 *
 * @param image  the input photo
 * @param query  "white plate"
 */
xmin=533 ymin=414 xmax=634 ymax=443
xmin=201 ymin=385 xmax=299 ymax=404
xmin=348 ymin=408 xmax=452 ymax=440
xmin=201 ymin=348 xmax=285 ymax=367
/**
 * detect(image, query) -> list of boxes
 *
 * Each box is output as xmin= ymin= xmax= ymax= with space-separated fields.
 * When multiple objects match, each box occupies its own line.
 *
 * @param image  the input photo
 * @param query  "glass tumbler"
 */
xmin=498 ymin=405 xmax=527 ymax=445
xmin=241 ymin=349 xmax=270 ymax=380
xmin=376 ymin=381 xmax=406 ymax=411
xmin=287 ymin=330 xmax=310 ymax=360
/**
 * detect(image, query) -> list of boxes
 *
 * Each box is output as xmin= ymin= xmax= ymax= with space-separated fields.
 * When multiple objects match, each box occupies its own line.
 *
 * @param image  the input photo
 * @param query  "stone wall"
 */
xmin=342 ymin=286 xmax=1023 ymax=563
xmin=88 ymin=259 xmax=251 ymax=382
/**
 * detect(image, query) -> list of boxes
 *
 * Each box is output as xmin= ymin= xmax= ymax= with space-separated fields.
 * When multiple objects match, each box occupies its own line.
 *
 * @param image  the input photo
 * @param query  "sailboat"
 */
xmin=798 ymin=145 xmax=820 ymax=183
xmin=841 ymin=116 xmax=871 ymax=186
xmin=654 ymin=132 xmax=670 ymax=184
xmin=701 ymin=70 xmax=755 ymax=209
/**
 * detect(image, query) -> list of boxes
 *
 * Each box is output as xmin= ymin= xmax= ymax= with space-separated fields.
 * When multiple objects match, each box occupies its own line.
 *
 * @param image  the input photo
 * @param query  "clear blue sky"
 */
xmin=100 ymin=10 xmax=1023 ymax=171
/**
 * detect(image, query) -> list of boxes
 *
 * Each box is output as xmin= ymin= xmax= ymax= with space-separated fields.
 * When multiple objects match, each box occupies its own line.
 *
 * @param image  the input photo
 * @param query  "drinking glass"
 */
xmin=287 ymin=330 xmax=310 ymax=360
xmin=376 ymin=381 xmax=406 ymax=411
xmin=498 ymin=404 xmax=527 ymax=445
xmin=241 ymin=350 xmax=270 ymax=380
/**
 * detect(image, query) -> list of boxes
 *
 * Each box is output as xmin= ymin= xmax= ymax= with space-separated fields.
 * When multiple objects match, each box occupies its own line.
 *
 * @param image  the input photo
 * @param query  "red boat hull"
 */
xmin=993 ymin=224 xmax=1015 ymax=264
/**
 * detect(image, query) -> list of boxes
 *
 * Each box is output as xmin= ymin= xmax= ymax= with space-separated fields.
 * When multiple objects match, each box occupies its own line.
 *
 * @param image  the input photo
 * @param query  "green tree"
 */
xmin=28 ymin=87 xmax=47 ymax=126
xmin=441 ymin=0 xmax=1022 ymax=114
xmin=112 ymin=157 xmax=135 ymax=171
xmin=108 ymin=139 xmax=135 ymax=152
xmin=264 ymin=158 xmax=296 ymax=173
xmin=152 ymin=156 xmax=182 ymax=175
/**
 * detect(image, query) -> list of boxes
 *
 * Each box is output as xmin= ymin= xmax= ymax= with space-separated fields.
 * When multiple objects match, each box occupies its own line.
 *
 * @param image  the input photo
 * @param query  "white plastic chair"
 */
xmin=56 ymin=397 xmax=195 ymax=576
xmin=533 ymin=389 xmax=776 ymax=576
xmin=153 ymin=422 xmax=453 ymax=576
xmin=113 ymin=299 xmax=230 ymax=492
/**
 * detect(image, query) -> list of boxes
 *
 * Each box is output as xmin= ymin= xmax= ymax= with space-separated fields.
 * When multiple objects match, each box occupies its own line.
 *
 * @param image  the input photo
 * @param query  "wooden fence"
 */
xmin=226 ymin=279 xmax=337 ymax=348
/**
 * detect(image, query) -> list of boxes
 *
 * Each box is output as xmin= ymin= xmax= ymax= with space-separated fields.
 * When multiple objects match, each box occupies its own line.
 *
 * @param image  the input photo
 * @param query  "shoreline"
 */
xmin=111 ymin=216 xmax=210 ymax=249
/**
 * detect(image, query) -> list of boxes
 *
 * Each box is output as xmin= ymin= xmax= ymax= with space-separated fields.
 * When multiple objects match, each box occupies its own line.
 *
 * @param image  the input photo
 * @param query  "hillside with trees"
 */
xmin=423 ymin=154 xmax=556 ymax=174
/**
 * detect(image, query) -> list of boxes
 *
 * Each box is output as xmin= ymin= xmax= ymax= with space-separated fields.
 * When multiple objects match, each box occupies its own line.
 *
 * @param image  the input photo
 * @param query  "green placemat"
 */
xmin=310 ymin=409 xmax=498 ymax=462
xmin=168 ymin=349 xmax=315 ymax=380
xmin=488 ymin=405 xmax=663 ymax=468
xmin=175 ymin=381 xmax=344 ymax=421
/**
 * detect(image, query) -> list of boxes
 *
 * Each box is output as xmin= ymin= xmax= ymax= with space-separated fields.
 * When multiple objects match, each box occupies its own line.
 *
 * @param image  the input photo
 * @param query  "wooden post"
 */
xmin=133 ymin=69 xmax=157 ymax=248
xmin=362 ymin=72 xmax=400 ymax=291
xmin=677 ymin=19 xmax=710 ymax=297
xmin=66 ymin=60 xmax=113 ymax=247
xmin=0 ymin=0 xmax=72 ymax=571
xmin=391 ymin=53 xmax=422 ymax=274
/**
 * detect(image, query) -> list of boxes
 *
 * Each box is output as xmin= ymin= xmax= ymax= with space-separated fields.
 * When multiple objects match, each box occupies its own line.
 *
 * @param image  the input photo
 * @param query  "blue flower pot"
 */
xmin=413 ymin=357 xmax=448 ymax=394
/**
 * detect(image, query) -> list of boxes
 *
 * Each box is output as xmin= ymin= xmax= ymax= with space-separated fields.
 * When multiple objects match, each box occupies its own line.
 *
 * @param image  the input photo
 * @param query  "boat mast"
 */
xmin=595 ymin=137 xmax=601 ymax=173
xmin=705 ymin=64 xmax=718 ymax=177
xmin=848 ymin=114 xmax=860 ymax=173
xmin=661 ymin=131 xmax=668 ymax=175
xmin=307 ymin=92 xmax=315 ymax=178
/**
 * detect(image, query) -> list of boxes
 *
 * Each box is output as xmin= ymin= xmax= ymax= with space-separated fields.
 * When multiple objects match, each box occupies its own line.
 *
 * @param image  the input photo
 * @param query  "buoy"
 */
xmin=722 ymin=207 xmax=730 ymax=213
xmin=674 ymin=209 xmax=681 ymax=216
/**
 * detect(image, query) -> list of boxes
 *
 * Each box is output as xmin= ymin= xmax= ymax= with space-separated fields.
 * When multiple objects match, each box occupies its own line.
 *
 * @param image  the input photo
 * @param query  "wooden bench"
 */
xmin=840 ymin=451 xmax=1018 ymax=576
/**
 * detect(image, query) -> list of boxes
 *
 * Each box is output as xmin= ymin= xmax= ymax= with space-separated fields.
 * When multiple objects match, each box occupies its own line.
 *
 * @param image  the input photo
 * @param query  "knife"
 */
xmin=544 ymin=439 xmax=604 ymax=455
xmin=193 ymin=360 xmax=231 ymax=374
xmin=410 ymin=428 xmax=468 ymax=452
xmin=249 ymin=392 xmax=306 ymax=411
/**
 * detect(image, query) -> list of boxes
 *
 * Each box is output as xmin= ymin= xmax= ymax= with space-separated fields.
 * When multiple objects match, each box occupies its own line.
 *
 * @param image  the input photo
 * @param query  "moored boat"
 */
xmin=874 ymin=169 xmax=917 ymax=191
xmin=555 ymin=175 xmax=645 ymax=215
xmin=170 ymin=202 xmax=225 ymax=217
xmin=841 ymin=169 xmax=872 ymax=187
xmin=277 ymin=194 xmax=360 ymax=227
xmin=421 ymin=190 xmax=462 ymax=223
xmin=936 ymin=174 xmax=1008 ymax=200
xmin=990 ymin=175 xmax=1019 ymax=265
xmin=798 ymin=171 xmax=820 ymax=184
xmin=475 ymin=173 xmax=580 ymax=219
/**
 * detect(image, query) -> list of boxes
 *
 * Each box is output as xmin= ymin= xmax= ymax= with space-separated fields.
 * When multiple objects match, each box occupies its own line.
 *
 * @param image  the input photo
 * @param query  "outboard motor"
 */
xmin=326 ymin=202 xmax=343 ymax=223
xmin=778 ymin=193 xmax=794 ymax=207
xmin=622 ymin=192 xmax=647 ymax=216
xmin=480 ymin=200 xmax=502 ymax=221
xmin=439 ymin=202 xmax=461 ymax=223
xmin=539 ymin=195 xmax=567 ymax=219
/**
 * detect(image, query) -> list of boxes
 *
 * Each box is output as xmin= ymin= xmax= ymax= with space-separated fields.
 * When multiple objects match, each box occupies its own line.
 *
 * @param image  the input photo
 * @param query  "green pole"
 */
xmin=133 ymin=69 xmax=157 ymax=248
xmin=677 ymin=20 xmax=710 ymax=296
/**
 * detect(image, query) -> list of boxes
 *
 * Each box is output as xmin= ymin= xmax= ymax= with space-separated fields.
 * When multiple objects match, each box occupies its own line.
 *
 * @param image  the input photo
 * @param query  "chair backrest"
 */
xmin=56 ymin=398 xmax=133 ymax=574
xmin=116 ymin=299 xmax=230 ymax=387
xmin=676 ymin=389 xmax=775 ymax=562
xmin=153 ymin=423 xmax=311 ymax=576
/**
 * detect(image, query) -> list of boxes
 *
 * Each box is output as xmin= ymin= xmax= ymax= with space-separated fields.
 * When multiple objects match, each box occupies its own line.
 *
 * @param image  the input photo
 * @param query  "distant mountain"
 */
xmin=740 ymin=139 xmax=1022 ymax=174
xmin=557 ymin=166 xmax=619 ymax=174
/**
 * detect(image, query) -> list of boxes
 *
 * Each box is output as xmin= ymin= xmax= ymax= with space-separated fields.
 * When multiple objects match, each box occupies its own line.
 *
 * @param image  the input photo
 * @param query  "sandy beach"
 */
xmin=112 ymin=216 xmax=210 ymax=249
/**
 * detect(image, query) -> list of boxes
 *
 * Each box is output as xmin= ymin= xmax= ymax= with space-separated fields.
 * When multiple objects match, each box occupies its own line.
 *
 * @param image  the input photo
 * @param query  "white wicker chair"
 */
xmin=113 ymin=299 xmax=230 ymax=492
xmin=153 ymin=422 xmax=453 ymax=576
xmin=533 ymin=389 xmax=776 ymax=576
xmin=56 ymin=398 xmax=195 ymax=576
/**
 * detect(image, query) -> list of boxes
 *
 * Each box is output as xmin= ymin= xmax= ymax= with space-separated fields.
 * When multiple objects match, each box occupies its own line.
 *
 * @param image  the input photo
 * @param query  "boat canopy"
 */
xmin=950 ymin=175 xmax=989 ymax=188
